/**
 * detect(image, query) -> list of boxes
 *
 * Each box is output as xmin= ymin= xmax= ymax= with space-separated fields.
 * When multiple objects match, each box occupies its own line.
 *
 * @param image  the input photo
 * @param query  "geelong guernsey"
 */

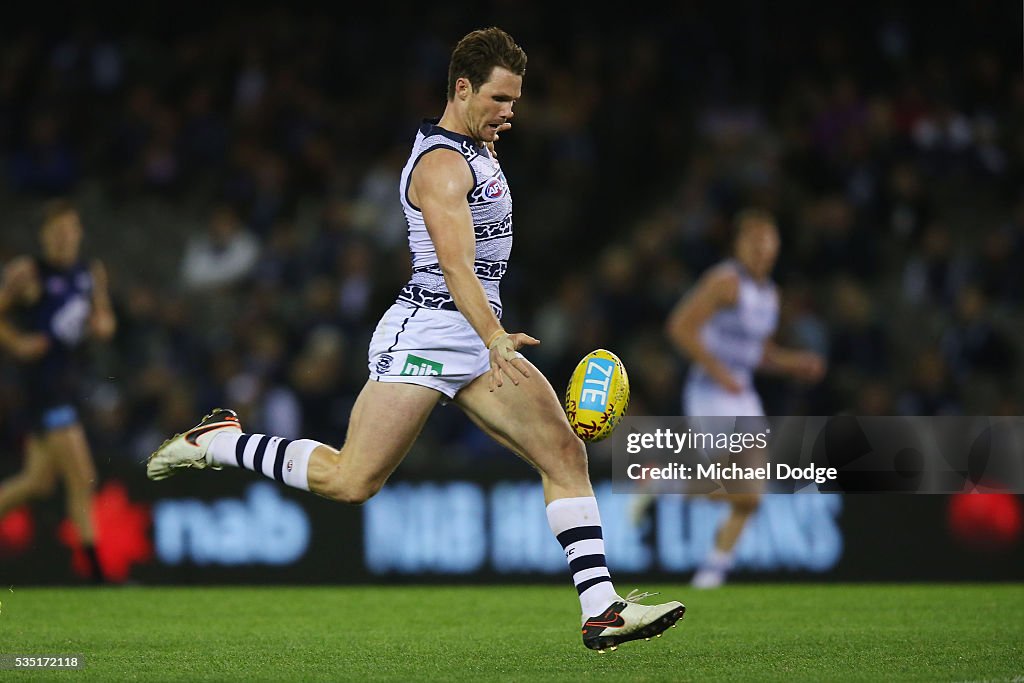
xmin=687 ymin=259 xmax=779 ymax=390
xmin=397 ymin=119 xmax=513 ymax=319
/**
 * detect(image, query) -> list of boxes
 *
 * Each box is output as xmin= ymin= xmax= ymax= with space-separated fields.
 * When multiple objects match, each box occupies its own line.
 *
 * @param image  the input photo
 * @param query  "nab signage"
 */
xmin=153 ymin=483 xmax=310 ymax=566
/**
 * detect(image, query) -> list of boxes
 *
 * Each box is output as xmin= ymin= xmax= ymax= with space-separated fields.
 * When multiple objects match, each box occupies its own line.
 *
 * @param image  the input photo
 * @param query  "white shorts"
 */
xmin=367 ymin=303 xmax=491 ymax=399
xmin=684 ymin=380 xmax=769 ymax=484
xmin=683 ymin=381 xmax=765 ymax=417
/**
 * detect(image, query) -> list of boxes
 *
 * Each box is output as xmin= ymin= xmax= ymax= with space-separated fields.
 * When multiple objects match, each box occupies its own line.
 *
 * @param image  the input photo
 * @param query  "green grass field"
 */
xmin=1 ymin=584 xmax=1021 ymax=681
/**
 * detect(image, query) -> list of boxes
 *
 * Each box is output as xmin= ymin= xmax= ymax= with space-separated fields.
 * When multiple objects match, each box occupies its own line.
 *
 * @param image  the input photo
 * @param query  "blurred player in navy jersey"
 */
xmin=0 ymin=199 xmax=116 ymax=583
xmin=637 ymin=209 xmax=825 ymax=588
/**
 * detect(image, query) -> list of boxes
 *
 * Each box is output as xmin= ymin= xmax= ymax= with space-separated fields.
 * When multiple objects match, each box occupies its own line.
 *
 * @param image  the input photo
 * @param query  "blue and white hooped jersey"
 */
xmin=397 ymin=119 xmax=513 ymax=319
xmin=687 ymin=259 xmax=779 ymax=391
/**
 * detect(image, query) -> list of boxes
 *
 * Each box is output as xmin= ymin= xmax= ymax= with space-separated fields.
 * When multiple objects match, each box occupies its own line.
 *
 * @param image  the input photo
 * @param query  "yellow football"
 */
xmin=564 ymin=349 xmax=630 ymax=442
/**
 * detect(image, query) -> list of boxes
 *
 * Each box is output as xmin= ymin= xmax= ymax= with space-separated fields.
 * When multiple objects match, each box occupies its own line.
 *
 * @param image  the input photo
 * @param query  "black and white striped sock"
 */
xmin=207 ymin=433 xmax=320 ymax=491
xmin=546 ymin=496 xmax=621 ymax=617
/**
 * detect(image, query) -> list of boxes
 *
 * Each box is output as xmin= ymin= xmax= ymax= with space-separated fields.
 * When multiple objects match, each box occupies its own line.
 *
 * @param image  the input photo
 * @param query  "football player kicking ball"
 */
xmin=148 ymin=27 xmax=683 ymax=651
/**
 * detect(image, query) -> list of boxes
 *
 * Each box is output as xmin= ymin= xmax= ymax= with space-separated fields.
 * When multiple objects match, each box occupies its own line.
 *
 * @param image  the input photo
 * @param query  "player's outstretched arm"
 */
xmin=759 ymin=340 xmax=826 ymax=383
xmin=412 ymin=147 xmax=538 ymax=391
xmin=0 ymin=257 xmax=49 ymax=361
xmin=666 ymin=266 xmax=744 ymax=394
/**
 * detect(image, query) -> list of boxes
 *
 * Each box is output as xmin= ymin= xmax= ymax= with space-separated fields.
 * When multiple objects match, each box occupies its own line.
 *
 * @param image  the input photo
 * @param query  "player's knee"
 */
xmin=555 ymin=428 xmax=589 ymax=477
xmin=73 ymin=476 xmax=98 ymax=496
xmin=65 ymin=468 xmax=98 ymax=493
xmin=731 ymin=493 xmax=761 ymax=515
xmin=24 ymin=473 xmax=57 ymax=499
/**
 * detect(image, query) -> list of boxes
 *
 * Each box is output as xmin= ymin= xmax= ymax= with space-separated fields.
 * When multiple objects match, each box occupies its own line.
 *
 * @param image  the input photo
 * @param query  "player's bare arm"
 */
xmin=666 ymin=266 xmax=744 ymax=393
xmin=87 ymin=259 xmax=116 ymax=341
xmin=411 ymin=148 xmax=538 ymax=390
xmin=0 ymin=257 xmax=49 ymax=361
xmin=759 ymin=340 xmax=826 ymax=383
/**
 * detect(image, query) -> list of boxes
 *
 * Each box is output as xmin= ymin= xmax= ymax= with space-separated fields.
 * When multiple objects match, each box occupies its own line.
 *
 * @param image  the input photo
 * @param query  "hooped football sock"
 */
xmin=546 ymin=496 xmax=621 ymax=617
xmin=208 ymin=433 xmax=319 ymax=491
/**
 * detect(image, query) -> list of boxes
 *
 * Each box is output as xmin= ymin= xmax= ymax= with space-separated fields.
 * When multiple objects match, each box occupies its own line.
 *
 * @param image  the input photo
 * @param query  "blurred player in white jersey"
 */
xmin=148 ymin=27 xmax=683 ymax=651
xmin=665 ymin=209 xmax=825 ymax=588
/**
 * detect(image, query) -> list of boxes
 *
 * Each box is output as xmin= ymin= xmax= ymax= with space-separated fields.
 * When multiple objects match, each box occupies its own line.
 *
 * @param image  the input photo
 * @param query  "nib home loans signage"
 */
xmin=363 ymin=480 xmax=842 ymax=574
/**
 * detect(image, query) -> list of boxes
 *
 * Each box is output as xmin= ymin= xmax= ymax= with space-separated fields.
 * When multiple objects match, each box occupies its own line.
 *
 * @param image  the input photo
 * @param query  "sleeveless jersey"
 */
xmin=687 ymin=260 xmax=779 ymax=390
xmin=18 ymin=257 xmax=94 ymax=395
xmin=396 ymin=119 xmax=513 ymax=318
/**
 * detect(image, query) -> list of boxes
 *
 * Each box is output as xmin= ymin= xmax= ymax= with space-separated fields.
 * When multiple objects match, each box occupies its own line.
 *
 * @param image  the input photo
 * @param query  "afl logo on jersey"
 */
xmin=484 ymin=177 xmax=506 ymax=200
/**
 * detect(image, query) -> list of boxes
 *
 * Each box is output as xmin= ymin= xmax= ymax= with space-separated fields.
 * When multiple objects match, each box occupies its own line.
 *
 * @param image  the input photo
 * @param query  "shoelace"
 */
xmin=624 ymin=589 xmax=660 ymax=604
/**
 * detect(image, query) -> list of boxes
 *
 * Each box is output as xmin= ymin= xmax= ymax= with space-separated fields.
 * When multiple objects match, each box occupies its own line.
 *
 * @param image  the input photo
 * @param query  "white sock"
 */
xmin=703 ymin=548 xmax=734 ymax=571
xmin=208 ymin=432 xmax=318 ymax=491
xmin=546 ymin=496 xmax=620 ymax=617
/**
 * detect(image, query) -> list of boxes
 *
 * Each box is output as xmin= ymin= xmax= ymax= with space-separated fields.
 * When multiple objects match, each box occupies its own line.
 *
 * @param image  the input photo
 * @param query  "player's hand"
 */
xmin=485 ymin=122 xmax=512 ymax=158
xmin=10 ymin=333 xmax=49 ymax=361
xmin=715 ymin=371 xmax=744 ymax=394
xmin=90 ymin=260 xmax=109 ymax=294
xmin=791 ymin=351 xmax=826 ymax=383
xmin=488 ymin=331 xmax=540 ymax=391
xmin=1 ymin=257 xmax=40 ymax=303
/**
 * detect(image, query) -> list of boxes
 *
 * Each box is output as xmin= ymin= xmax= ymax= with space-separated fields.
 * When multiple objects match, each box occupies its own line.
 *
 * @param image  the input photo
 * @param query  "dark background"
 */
xmin=0 ymin=1 xmax=1022 ymax=582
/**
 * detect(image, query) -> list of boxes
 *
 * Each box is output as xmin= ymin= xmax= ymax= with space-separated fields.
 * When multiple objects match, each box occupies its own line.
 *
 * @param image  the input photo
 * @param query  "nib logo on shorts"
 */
xmin=401 ymin=354 xmax=443 ymax=376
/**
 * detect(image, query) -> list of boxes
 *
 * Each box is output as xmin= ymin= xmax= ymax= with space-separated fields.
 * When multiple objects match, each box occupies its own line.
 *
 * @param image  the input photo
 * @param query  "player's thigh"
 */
xmin=341 ymin=379 xmax=441 ymax=481
xmin=684 ymin=385 xmax=768 ymax=496
xmin=454 ymin=358 xmax=582 ymax=473
xmin=21 ymin=434 xmax=60 ymax=489
xmin=42 ymin=424 xmax=97 ymax=488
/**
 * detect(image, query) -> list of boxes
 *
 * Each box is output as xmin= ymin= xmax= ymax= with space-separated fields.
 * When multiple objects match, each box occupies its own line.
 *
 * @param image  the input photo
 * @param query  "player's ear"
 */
xmin=456 ymin=77 xmax=473 ymax=100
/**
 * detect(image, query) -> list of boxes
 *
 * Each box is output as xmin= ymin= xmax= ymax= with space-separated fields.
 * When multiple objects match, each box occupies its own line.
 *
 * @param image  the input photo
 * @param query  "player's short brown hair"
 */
xmin=447 ymin=27 xmax=527 ymax=100
xmin=41 ymin=198 xmax=78 ymax=227
xmin=732 ymin=208 xmax=777 ymax=240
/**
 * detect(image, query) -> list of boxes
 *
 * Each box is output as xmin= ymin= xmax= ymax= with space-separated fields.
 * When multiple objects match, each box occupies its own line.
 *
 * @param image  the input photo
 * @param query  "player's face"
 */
xmin=736 ymin=221 xmax=779 ymax=279
xmin=464 ymin=66 xmax=521 ymax=143
xmin=40 ymin=211 xmax=83 ymax=268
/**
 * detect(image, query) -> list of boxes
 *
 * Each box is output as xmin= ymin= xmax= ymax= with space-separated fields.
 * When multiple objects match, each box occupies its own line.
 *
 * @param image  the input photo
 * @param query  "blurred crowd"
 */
xmin=0 ymin=1 xmax=1021 ymax=472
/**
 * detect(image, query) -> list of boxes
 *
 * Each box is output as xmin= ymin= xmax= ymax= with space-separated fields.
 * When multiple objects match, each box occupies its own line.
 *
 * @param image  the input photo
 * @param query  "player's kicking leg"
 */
xmin=147 ymin=381 xmax=440 ymax=503
xmin=146 ymin=368 xmax=683 ymax=650
xmin=454 ymin=358 xmax=685 ymax=651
